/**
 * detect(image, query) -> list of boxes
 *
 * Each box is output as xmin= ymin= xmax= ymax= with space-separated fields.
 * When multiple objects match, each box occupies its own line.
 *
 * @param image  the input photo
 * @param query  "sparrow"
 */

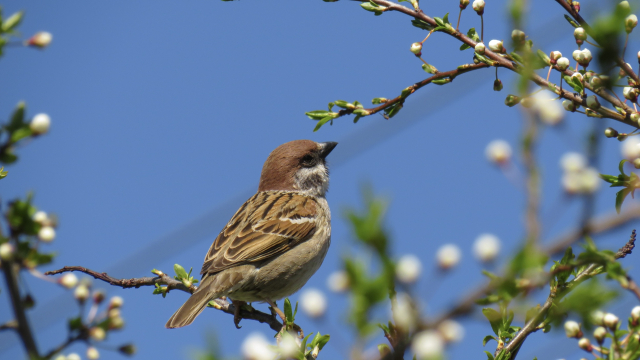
xmin=166 ymin=140 xmax=337 ymax=328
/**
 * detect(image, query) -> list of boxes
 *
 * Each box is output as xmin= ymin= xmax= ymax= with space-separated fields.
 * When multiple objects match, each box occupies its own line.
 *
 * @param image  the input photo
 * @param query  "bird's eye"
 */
xmin=301 ymin=154 xmax=316 ymax=167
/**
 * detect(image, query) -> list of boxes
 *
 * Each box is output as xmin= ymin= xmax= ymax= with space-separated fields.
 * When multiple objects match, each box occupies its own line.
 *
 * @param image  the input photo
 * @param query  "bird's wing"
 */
xmin=200 ymin=191 xmax=319 ymax=276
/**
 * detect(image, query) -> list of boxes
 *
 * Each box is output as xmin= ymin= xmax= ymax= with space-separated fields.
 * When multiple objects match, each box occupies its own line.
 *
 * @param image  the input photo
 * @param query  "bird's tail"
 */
xmin=165 ymin=276 xmax=218 ymax=329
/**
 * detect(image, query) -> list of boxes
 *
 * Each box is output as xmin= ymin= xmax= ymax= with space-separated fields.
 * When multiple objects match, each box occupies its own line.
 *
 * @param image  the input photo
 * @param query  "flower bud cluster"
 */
xmin=572 ymin=48 xmax=592 ymax=68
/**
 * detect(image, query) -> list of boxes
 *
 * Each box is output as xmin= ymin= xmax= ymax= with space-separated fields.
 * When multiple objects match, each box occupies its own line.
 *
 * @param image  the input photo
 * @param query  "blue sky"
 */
xmin=1 ymin=1 xmax=640 ymax=359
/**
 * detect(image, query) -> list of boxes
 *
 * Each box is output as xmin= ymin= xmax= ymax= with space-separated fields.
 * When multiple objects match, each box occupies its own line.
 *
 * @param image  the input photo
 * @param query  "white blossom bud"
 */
xmin=59 ymin=273 xmax=78 ymax=289
xmin=30 ymin=113 xmax=51 ymax=135
xmin=621 ymin=137 xmax=640 ymax=159
xmin=631 ymin=112 xmax=640 ymax=124
xmin=278 ymin=334 xmax=300 ymax=359
xmin=586 ymin=95 xmax=600 ymax=109
xmin=38 ymin=226 xmax=56 ymax=243
xmin=109 ymin=296 xmax=124 ymax=309
xmin=412 ymin=331 xmax=444 ymax=359
xmin=67 ymin=354 xmax=81 ymax=360
xmin=579 ymin=48 xmax=592 ymax=66
xmin=562 ymin=172 xmax=582 ymax=194
xmin=564 ymin=320 xmax=582 ymax=338
xmin=87 ymin=346 xmax=100 ymax=360
xmin=556 ymin=57 xmax=570 ymax=71
xmin=561 ymin=152 xmax=587 ymax=173
xmin=26 ymin=32 xmax=53 ymax=48
xmin=327 ymin=270 xmax=349 ymax=293
xmin=511 ymin=29 xmax=525 ymax=44
xmin=591 ymin=310 xmax=605 ymax=325
xmin=550 ymin=51 xmax=562 ymax=63
xmin=475 ymin=42 xmax=486 ymax=54
xmin=623 ymin=86 xmax=638 ymax=102
xmin=626 ymin=14 xmax=638 ymax=33
xmin=438 ymin=319 xmax=465 ymax=343
xmin=410 ymin=42 xmax=423 ymax=55
xmin=74 ymin=284 xmax=90 ymax=302
xmin=571 ymin=72 xmax=583 ymax=83
xmin=396 ymin=254 xmax=422 ymax=284
xmin=436 ymin=244 xmax=461 ymax=270
xmin=562 ymin=100 xmax=576 ymax=112
xmin=472 ymin=0 xmax=485 ymax=14
xmin=603 ymin=312 xmax=619 ymax=330
xmin=573 ymin=49 xmax=582 ymax=62
xmin=578 ymin=337 xmax=592 ymax=352
xmin=392 ymin=292 xmax=417 ymax=332
xmin=108 ymin=308 xmax=120 ymax=319
xmin=0 ymin=243 xmax=15 ymax=261
xmin=485 ymin=139 xmax=512 ymax=165
xmin=579 ymin=167 xmax=601 ymax=194
xmin=605 ymin=127 xmax=619 ymax=138
xmin=488 ymin=39 xmax=504 ymax=53
xmin=574 ymin=27 xmax=587 ymax=41
xmin=473 ymin=234 xmax=501 ymax=262
xmin=300 ymin=288 xmax=327 ymax=318
xmin=620 ymin=63 xmax=633 ymax=77
xmin=593 ymin=326 xmax=607 ymax=342
xmin=631 ymin=306 xmax=640 ymax=321
xmin=33 ymin=211 xmax=48 ymax=224
xmin=109 ymin=316 xmax=124 ymax=330
xmin=89 ymin=327 xmax=106 ymax=342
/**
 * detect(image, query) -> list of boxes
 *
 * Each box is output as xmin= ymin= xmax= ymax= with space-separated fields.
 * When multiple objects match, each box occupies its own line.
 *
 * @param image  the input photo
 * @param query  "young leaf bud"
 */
xmin=118 ymin=344 xmax=137 ymax=356
xmin=593 ymin=326 xmax=607 ymax=343
xmin=460 ymin=0 xmax=470 ymax=9
xmin=563 ymin=100 xmax=576 ymax=112
xmin=631 ymin=305 xmax=640 ymax=322
xmin=603 ymin=313 xmax=619 ymax=330
xmin=59 ymin=273 xmax=78 ymax=289
xmin=626 ymin=14 xmax=638 ymax=33
xmin=473 ymin=234 xmax=501 ymax=262
xmin=564 ymin=320 xmax=582 ymax=338
xmin=396 ymin=254 xmax=422 ymax=284
xmin=574 ymin=27 xmax=587 ymax=45
xmin=410 ymin=42 xmax=422 ymax=56
xmin=26 ymin=32 xmax=53 ymax=48
xmin=556 ymin=57 xmax=570 ymax=71
xmin=505 ymin=94 xmax=520 ymax=107
xmin=0 ymin=243 xmax=15 ymax=261
xmin=30 ymin=113 xmax=51 ymax=135
xmin=436 ymin=244 xmax=461 ymax=270
xmin=485 ymin=139 xmax=512 ymax=164
xmin=38 ymin=226 xmax=56 ymax=243
xmin=586 ymin=95 xmax=600 ymax=109
xmin=604 ymin=127 xmax=619 ymax=138
xmin=578 ymin=338 xmax=592 ymax=352
xmin=438 ymin=319 xmax=465 ymax=343
xmin=511 ymin=29 xmax=525 ymax=44
xmin=472 ymin=0 xmax=485 ymax=15
xmin=300 ymin=288 xmax=327 ymax=318
xmin=74 ymin=284 xmax=89 ymax=302
xmin=89 ymin=327 xmax=106 ymax=342
xmin=412 ymin=331 xmax=445 ymax=359
xmin=327 ymin=270 xmax=350 ymax=293
xmin=488 ymin=39 xmax=504 ymax=53
xmin=493 ymin=79 xmax=503 ymax=91
xmin=549 ymin=51 xmax=562 ymax=64
xmin=475 ymin=42 xmax=486 ymax=54
xmin=87 ymin=346 xmax=100 ymax=360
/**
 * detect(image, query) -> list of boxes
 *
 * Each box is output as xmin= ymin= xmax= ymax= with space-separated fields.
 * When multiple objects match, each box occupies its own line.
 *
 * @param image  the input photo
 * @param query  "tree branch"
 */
xmin=44 ymin=266 xmax=285 ymax=333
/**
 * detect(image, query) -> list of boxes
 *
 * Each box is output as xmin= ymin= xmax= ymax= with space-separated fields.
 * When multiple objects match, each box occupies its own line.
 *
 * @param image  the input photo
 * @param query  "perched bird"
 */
xmin=166 ymin=140 xmax=337 ymax=328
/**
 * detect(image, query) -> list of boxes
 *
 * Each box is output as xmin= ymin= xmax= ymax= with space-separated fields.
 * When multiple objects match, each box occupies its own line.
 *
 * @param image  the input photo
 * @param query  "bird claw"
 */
xmin=231 ymin=300 xmax=247 ymax=329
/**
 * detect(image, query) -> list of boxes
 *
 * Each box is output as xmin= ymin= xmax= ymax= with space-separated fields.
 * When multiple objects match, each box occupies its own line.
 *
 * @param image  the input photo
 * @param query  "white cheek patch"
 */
xmin=294 ymin=163 xmax=329 ymax=197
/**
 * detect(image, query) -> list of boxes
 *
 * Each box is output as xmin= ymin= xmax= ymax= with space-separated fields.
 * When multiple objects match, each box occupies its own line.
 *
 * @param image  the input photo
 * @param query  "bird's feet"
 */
xmin=231 ymin=299 xmax=248 ymax=329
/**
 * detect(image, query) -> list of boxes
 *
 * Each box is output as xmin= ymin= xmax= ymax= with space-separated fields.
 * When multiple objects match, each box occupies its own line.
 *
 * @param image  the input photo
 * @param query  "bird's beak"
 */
xmin=319 ymin=142 xmax=338 ymax=159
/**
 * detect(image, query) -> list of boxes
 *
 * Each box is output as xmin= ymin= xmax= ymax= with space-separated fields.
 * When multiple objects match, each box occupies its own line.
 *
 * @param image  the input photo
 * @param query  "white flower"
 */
xmin=392 ymin=292 xmax=417 ymax=332
xmin=593 ymin=326 xmax=607 ymax=342
xmin=396 ymin=254 xmax=422 ymax=284
xmin=0 ymin=243 xmax=15 ymax=260
xmin=300 ymin=288 xmax=327 ymax=318
xmin=30 ymin=113 xmax=51 ymax=135
xmin=109 ymin=296 xmax=124 ymax=309
xmin=59 ymin=273 xmax=78 ymax=289
xmin=438 ymin=319 xmax=465 ymax=343
xmin=560 ymin=152 xmax=586 ymax=173
xmin=631 ymin=306 xmax=640 ymax=321
xmin=564 ymin=320 xmax=582 ymax=338
xmin=475 ymin=42 xmax=485 ymax=54
xmin=412 ymin=330 xmax=444 ymax=359
xmin=436 ymin=244 xmax=461 ymax=270
xmin=74 ymin=284 xmax=90 ymax=302
xmin=242 ymin=333 xmax=275 ymax=360
xmin=67 ymin=354 xmax=81 ymax=360
xmin=604 ymin=313 xmax=619 ymax=330
xmin=38 ymin=226 xmax=56 ymax=242
xmin=533 ymin=91 xmax=563 ymax=125
xmin=327 ymin=270 xmax=349 ymax=293
xmin=485 ymin=139 xmax=512 ymax=165
xmin=27 ymin=32 xmax=53 ymax=48
xmin=33 ymin=211 xmax=48 ymax=224
xmin=410 ymin=42 xmax=423 ymax=55
xmin=621 ymin=137 xmax=640 ymax=159
xmin=562 ymin=172 xmax=582 ymax=194
xmin=87 ymin=346 xmax=100 ymax=360
xmin=556 ymin=57 xmax=570 ymax=71
xmin=473 ymin=234 xmax=501 ymax=262
xmin=579 ymin=167 xmax=601 ymax=194
xmin=278 ymin=333 xmax=300 ymax=359
xmin=488 ymin=39 xmax=504 ymax=53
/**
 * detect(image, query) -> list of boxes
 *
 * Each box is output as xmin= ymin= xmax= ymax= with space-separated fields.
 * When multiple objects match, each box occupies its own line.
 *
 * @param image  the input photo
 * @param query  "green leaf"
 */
xmin=599 ymin=173 xmax=620 ymax=184
xmin=619 ymin=159 xmax=628 ymax=176
xmin=10 ymin=127 xmax=32 ymax=143
xmin=334 ymin=100 xmax=350 ymax=109
xmin=173 ymin=264 xmax=188 ymax=279
xmin=460 ymin=43 xmax=471 ymax=50
xmin=313 ymin=116 xmax=333 ymax=132
xmin=411 ymin=19 xmax=434 ymax=31
xmin=616 ymin=188 xmax=631 ymax=214
xmin=482 ymin=335 xmax=497 ymax=346
xmin=305 ymin=110 xmax=331 ymax=120
xmin=536 ymin=49 xmax=550 ymax=66
xmin=2 ymin=11 xmax=24 ymax=33
xmin=68 ymin=316 xmax=83 ymax=331
xmin=442 ymin=13 xmax=450 ymax=25
xmin=564 ymin=14 xmax=580 ymax=28
xmin=6 ymin=102 xmax=26 ymax=134
xmin=482 ymin=308 xmax=502 ymax=336
xmin=0 ymin=167 xmax=7 ymax=179
xmin=284 ymin=298 xmax=294 ymax=323
xmin=484 ymin=350 xmax=495 ymax=360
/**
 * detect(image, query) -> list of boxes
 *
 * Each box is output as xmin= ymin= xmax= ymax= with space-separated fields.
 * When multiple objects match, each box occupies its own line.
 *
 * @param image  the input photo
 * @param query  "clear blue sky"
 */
xmin=1 ymin=1 xmax=639 ymax=359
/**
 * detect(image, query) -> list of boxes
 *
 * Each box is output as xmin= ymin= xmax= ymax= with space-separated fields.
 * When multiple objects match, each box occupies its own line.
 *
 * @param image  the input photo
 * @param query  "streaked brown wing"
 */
xmin=200 ymin=191 xmax=318 ymax=276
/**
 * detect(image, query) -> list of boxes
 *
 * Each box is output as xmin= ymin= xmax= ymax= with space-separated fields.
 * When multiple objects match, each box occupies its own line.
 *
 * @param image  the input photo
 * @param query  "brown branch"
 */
xmin=0 ymin=320 xmax=18 ymax=332
xmin=44 ymin=266 xmax=285 ymax=333
xmin=554 ymin=0 xmax=640 ymax=85
xmin=1 ymin=259 xmax=40 ymax=359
